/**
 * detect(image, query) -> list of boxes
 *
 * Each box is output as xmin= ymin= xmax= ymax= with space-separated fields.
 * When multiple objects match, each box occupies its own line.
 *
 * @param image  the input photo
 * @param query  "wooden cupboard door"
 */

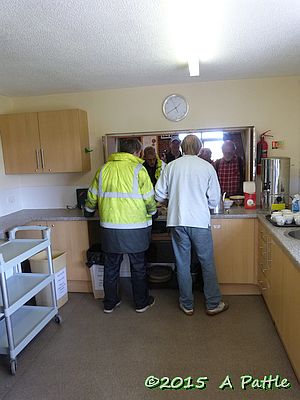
xmin=211 ymin=219 xmax=255 ymax=283
xmin=257 ymin=221 xmax=272 ymax=299
xmin=38 ymin=109 xmax=84 ymax=173
xmin=281 ymin=252 xmax=300 ymax=380
xmin=257 ymin=264 xmax=270 ymax=303
xmin=268 ymin=239 xmax=283 ymax=331
xmin=48 ymin=221 xmax=91 ymax=283
xmin=0 ymin=113 xmax=40 ymax=174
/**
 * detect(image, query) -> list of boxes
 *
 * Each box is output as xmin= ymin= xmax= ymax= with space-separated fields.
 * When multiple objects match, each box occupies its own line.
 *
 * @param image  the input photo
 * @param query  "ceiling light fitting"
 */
xmin=188 ymin=58 xmax=199 ymax=77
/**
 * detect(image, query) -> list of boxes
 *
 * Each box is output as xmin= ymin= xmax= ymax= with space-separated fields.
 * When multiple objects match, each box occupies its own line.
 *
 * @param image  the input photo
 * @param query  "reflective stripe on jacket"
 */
xmin=155 ymin=158 xmax=165 ymax=182
xmin=85 ymin=152 xmax=157 ymax=229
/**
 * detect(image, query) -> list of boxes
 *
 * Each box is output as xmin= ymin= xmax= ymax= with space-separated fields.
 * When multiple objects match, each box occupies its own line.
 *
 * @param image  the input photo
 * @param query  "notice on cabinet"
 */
xmin=55 ymin=268 xmax=68 ymax=300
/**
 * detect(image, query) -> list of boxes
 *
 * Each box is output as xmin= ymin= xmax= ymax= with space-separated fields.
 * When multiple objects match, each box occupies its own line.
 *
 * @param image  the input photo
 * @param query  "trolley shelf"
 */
xmin=0 ymin=239 xmax=50 ymax=273
xmin=0 ymin=226 xmax=61 ymax=375
xmin=0 ymin=306 xmax=57 ymax=357
xmin=0 ymin=273 xmax=54 ymax=316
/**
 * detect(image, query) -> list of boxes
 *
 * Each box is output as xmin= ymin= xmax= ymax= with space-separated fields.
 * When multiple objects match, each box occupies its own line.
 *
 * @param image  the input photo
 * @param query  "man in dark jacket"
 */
xmin=162 ymin=136 xmax=182 ymax=163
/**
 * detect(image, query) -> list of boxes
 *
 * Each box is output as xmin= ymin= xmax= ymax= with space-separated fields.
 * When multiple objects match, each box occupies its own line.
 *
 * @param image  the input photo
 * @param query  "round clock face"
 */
xmin=162 ymin=94 xmax=189 ymax=122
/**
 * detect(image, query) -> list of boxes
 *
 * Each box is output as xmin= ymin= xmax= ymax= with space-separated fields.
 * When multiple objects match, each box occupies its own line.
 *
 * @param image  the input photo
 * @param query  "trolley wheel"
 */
xmin=54 ymin=314 xmax=62 ymax=324
xmin=10 ymin=359 xmax=17 ymax=375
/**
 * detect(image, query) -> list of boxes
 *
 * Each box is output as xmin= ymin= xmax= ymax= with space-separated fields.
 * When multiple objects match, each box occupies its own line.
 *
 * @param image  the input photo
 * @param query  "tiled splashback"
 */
xmin=0 ymin=186 xmax=79 ymax=217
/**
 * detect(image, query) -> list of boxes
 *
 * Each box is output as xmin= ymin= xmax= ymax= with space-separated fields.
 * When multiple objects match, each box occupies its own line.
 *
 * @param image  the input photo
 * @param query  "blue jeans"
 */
xmin=103 ymin=252 xmax=149 ymax=310
xmin=170 ymin=226 xmax=221 ymax=310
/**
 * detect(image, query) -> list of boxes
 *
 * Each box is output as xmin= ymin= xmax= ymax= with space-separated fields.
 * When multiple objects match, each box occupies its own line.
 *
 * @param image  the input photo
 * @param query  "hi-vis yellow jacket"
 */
xmin=85 ymin=152 xmax=157 ymax=229
xmin=155 ymin=158 xmax=165 ymax=182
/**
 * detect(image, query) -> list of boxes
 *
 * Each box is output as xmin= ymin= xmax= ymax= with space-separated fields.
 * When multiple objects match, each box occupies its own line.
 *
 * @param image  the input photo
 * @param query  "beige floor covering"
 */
xmin=0 ymin=288 xmax=299 ymax=400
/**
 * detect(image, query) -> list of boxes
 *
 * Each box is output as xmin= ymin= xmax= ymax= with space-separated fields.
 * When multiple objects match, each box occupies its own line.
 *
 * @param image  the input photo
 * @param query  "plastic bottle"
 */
xmin=292 ymin=194 xmax=300 ymax=212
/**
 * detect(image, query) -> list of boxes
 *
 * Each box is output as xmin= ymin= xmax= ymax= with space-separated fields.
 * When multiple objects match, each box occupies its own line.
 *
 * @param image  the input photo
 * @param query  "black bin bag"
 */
xmin=86 ymin=243 xmax=105 ymax=267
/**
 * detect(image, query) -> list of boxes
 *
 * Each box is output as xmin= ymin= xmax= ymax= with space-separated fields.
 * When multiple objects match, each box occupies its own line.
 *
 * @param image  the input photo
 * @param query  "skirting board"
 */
xmin=220 ymin=284 xmax=260 ymax=295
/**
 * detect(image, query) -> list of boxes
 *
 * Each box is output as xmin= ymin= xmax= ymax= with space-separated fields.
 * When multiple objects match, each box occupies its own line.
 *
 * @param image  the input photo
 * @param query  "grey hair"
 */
xmin=222 ymin=140 xmax=236 ymax=151
xmin=119 ymin=139 xmax=142 ymax=154
xmin=181 ymin=135 xmax=202 ymax=155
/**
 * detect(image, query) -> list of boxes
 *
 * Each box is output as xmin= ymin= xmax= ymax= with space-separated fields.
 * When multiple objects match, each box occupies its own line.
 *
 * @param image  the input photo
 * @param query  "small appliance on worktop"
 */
xmin=76 ymin=188 xmax=88 ymax=209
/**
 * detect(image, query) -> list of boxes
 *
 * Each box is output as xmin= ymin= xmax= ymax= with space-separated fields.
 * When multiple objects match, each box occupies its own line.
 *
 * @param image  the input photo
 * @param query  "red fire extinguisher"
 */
xmin=256 ymin=130 xmax=273 ymax=175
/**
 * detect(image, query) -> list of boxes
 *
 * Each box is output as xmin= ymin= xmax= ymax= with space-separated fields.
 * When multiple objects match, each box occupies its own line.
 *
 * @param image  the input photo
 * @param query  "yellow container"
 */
xmin=271 ymin=203 xmax=286 ymax=211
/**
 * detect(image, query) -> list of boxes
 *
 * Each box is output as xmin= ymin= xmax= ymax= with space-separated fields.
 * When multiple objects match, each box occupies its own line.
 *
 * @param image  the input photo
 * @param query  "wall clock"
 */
xmin=162 ymin=94 xmax=189 ymax=122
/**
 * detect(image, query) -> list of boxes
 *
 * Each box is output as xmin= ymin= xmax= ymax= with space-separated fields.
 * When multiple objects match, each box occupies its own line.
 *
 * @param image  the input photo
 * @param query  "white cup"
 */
xmin=284 ymin=215 xmax=294 ymax=224
xmin=294 ymin=216 xmax=300 ymax=225
xmin=282 ymin=208 xmax=292 ymax=213
xmin=275 ymin=215 xmax=285 ymax=226
xmin=271 ymin=212 xmax=282 ymax=221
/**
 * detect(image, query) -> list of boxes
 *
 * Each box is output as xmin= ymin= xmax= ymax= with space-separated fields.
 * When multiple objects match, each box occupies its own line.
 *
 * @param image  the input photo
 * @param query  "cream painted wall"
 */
xmin=9 ymin=76 xmax=300 ymax=194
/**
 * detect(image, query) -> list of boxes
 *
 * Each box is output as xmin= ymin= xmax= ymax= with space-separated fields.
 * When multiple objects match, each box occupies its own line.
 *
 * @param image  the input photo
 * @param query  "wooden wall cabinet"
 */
xmin=17 ymin=220 xmax=92 ymax=293
xmin=0 ymin=109 xmax=91 ymax=174
xmin=211 ymin=218 xmax=256 ymax=285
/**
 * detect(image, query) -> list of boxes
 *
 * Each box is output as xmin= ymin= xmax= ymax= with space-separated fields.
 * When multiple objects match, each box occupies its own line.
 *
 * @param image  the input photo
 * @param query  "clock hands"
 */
xmin=167 ymin=105 xmax=179 ymax=114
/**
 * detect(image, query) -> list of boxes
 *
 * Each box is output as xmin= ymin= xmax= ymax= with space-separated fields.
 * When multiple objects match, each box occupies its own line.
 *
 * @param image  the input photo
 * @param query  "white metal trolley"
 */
xmin=0 ymin=226 xmax=61 ymax=375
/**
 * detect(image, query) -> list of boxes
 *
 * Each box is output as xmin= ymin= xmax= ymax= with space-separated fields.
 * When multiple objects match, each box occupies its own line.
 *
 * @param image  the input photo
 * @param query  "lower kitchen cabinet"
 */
xmin=258 ymin=220 xmax=300 ymax=381
xmin=281 ymin=248 xmax=300 ymax=381
xmin=267 ymin=239 xmax=284 ymax=332
xmin=17 ymin=220 xmax=92 ymax=293
xmin=257 ymin=222 xmax=283 ymax=329
xmin=211 ymin=219 xmax=256 ymax=287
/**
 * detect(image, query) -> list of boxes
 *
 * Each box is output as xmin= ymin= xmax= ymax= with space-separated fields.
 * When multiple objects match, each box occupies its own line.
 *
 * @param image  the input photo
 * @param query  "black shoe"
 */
xmin=135 ymin=296 xmax=155 ymax=313
xmin=104 ymin=301 xmax=121 ymax=314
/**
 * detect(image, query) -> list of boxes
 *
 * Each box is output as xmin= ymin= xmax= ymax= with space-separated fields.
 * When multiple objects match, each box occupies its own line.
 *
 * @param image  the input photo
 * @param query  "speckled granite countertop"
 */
xmin=0 ymin=207 xmax=258 ymax=237
xmin=1 ymin=208 xmax=299 ymax=268
xmin=0 ymin=208 xmax=98 ymax=238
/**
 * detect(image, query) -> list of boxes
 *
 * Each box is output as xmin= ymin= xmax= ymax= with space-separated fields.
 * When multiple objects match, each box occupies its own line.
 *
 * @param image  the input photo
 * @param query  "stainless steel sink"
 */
xmin=288 ymin=230 xmax=300 ymax=240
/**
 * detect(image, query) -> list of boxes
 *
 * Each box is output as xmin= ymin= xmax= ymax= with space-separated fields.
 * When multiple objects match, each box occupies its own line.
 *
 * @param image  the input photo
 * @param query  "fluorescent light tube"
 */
xmin=188 ymin=58 xmax=199 ymax=76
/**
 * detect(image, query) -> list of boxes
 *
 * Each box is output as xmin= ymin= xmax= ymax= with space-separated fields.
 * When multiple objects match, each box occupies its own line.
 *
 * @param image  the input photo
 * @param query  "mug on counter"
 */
xmin=275 ymin=215 xmax=285 ymax=226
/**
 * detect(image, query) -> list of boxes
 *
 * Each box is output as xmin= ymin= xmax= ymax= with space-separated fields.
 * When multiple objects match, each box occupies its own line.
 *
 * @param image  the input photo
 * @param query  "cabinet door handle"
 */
xmin=40 ymin=148 xmax=45 ymax=169
xmin=258 ymin=280 xmax=267 ymax=291
xmin=35 ymin=149 xmax=40 ymax=170
xmin=213 ymin=224 xmax=221 ymax=229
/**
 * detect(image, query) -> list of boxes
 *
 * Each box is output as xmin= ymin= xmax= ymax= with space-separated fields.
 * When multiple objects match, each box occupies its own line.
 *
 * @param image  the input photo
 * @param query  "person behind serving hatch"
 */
xmin=155 ymin=134 xmax=228 ymax=317
xmin=214 ymin=140 xmax=244 ymax=197
xmin=84 ymin=138 xmax=157 ymax=314
xmin=199 ymin=147 xmax=213 ymax=164
xmin=143 ymin=146 xmax=166 ymax=186
xmin=162 ymin=136 xmax=182 ymax=163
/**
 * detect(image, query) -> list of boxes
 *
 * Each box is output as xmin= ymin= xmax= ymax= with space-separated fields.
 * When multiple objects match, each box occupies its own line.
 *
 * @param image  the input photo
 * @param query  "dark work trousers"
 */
xmin=103 ymin=252 xmax=149 ymax=310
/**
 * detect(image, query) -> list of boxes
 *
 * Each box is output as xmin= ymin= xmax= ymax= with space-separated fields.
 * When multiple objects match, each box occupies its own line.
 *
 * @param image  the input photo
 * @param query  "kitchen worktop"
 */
xmin=0 ymin=207 xmax=258 ymax=237
xmin=258 ymin=214 xmax=300 ymax=268
xmin=0 ymin=207 xmax=299 ymax=268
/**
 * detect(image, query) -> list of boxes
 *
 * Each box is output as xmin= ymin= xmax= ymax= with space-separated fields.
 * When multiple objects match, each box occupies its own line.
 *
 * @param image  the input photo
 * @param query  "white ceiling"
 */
xmin=0 ymin=0 xmax=299 ymax=97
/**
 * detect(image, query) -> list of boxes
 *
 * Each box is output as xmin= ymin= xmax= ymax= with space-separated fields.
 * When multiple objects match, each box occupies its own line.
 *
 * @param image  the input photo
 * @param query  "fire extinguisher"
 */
xmin=256 ymin=130 xmax=273 ymax=175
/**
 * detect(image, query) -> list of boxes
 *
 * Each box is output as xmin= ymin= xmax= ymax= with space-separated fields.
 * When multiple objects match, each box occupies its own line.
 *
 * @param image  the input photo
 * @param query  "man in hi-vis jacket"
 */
xmin=85 ymin=139 xmax=157 ymax=314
